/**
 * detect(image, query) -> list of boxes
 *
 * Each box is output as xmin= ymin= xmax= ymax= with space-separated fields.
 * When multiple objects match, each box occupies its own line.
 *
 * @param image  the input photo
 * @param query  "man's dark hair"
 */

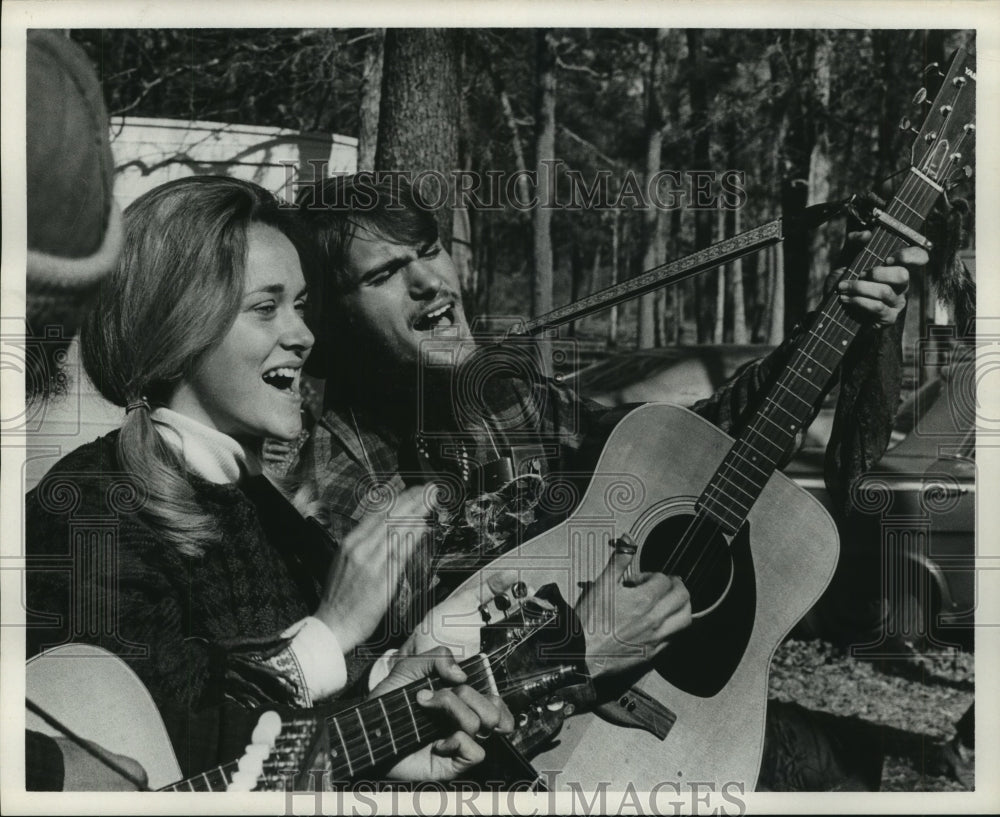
xmin=296 ymin=173 xmax=438 ymax=291
xmin=295 ymin=173 xmax=439 ymax=378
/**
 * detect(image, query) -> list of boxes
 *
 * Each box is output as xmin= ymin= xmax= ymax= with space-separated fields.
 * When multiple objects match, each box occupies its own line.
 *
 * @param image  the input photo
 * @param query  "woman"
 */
xmin=25 ymin=176 xmax=509 ymax=782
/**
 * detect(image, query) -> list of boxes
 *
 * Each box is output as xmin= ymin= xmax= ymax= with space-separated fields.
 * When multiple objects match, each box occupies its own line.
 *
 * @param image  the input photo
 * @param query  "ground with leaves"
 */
xmin=768 ymin=639 xmax=974 ymax=792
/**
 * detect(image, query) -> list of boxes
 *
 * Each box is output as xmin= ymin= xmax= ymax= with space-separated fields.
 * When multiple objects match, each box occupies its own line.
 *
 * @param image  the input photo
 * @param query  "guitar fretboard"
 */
xmin=697 ymin=169 xmax=944 ymax=535
xmin=324 ymin=651 xmax=497 ymax=782
xmin=161 ymin=651 xmax=500 ymax=791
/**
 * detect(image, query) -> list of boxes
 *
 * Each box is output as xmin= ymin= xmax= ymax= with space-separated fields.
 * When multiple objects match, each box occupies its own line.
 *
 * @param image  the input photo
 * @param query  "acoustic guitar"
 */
xmin=440 ymin=47 xmax=976 ymax=791
xmin=25 ymin=585 xmax=587 ymax=791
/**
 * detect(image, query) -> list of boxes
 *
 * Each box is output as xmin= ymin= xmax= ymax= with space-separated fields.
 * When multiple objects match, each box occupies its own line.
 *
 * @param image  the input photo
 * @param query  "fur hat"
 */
xmin=26 ymin=31 xmax=122 ymax=339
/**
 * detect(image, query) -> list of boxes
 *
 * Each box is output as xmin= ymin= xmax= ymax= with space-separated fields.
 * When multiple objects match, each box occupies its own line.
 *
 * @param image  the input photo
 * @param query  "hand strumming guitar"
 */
xmin=575 ymin=548 xmax=692 ymax=677
xmin=314 ymin=486 xmax=432 ymax=656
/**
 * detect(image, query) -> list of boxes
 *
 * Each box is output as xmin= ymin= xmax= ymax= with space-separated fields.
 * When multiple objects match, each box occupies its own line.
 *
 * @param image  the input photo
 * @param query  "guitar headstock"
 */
xmin=909 ymin=47 xmax=976 ymax=190
xmin=481 ymin=583 xmax=593 ymax=753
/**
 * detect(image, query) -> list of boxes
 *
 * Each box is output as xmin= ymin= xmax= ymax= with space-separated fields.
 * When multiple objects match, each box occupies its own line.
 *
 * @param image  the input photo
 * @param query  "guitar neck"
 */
xmin=697 ymin=169 xmax=943 ymax=535
xmin=161 ymin=652 xmax=498 ymax=791
xmin=322 ymin=652 xmax=497 ymax=782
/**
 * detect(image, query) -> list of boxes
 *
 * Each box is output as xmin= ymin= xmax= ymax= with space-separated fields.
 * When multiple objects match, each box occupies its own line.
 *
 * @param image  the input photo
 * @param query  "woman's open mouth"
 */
xmin=261 ymin=366 xmax=300 ymax=396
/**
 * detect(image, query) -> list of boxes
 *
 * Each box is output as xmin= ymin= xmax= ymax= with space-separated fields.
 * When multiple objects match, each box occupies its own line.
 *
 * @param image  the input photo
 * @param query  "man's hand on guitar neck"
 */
xmin=829 ymin=230 xmax=926 ymax=328
xmin=576 ymin=549 xmax=692 ymax=677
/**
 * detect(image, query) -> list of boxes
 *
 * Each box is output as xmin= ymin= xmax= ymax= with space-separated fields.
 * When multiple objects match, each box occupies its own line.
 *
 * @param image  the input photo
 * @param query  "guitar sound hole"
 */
xmin=637 ymin=513 xmax=733 ymax=616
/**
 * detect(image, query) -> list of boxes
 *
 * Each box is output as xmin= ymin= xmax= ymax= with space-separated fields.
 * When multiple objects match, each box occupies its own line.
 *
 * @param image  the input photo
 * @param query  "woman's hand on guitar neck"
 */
xmin=372 ymin=646 xmax=514 ymax=781
xmin=575 ymin=549 xmax=692 ymax=677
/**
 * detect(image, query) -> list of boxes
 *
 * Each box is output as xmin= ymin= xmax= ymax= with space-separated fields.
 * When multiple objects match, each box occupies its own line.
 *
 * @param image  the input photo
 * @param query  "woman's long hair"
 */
xmin=80 ymin=175 xmax=302 ymax=556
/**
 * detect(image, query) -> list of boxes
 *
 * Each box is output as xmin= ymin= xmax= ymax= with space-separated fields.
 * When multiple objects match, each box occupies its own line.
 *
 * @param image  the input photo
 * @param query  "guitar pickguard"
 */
xmin=654 ymin=518 xmax=755 ymax=697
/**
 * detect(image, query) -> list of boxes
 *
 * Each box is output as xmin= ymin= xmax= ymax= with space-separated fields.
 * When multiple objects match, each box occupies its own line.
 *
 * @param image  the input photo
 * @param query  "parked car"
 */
xmin=570 ymin=342 xmax=976 ymax=652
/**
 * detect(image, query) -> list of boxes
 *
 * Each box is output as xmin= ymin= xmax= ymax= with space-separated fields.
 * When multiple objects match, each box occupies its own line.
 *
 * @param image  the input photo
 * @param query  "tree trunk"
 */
xmin=730 ymin=207 xmax=749 ymax=343
xmin=806 ymin=31 xmax=833 ymax=311
xmin=609 ymin=210 xmax=620 ymax=346
xmin=357 ymin=29 xmax=384 ymax=172
xmin=713 ymin=207 xmax=726 ymax=343
xmin=376 ymin=29 xmax=460 ymax=246
xmin=687 ymin=29 xmax=715 ymax=343
xmin=768 ymin=241 xmax=785 ymax=345
xmin=532 ymin=30 xmax=557 ymax=372
xmin=489 ymin=65 xmax=532 ymax=211
xmin=638 ymin=29 xmax=669 ymax=348
xmin=532 ymin=31 xmax=556 ymax=319
xmin=776 ymin=32 xmax=812 ymax=336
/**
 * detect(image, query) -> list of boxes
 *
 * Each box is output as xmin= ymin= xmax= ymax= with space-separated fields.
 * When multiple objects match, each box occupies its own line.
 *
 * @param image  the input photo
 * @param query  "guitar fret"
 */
xmin=799 ymin=350 xmax=832 ymax=374
xmin=356 ymin=708 xmax=376 ymax=765
xmin=786 ymin=365 xmax=824 ymax=393
xmin=730 ymin=448 xmax=771 ymax=478
xmin=740 ymin=440 xmax=777 ymax=466
xmin=764 ymin=396 xmax=802 ymax=423
xmin=378 ymin=697 xmax=398 ymax=754
xmin=756 ymin=411 xmax=798 ymax=439
xmin=774 ymin=382 xmax=814 ymax=409
xmin=715 ymin=470 xmax=757 ymax=501
xmin=812 ymin=333 xmax=844 ymax=353
xmin=703 ymin=481 xmax=751 ymax=512
xmin=698 ymin=496 xmax=743 ymax=534
xmin=332 ymin=716 xmax=354 ymax=777
xmin=825 ymin=311 xmax=852 ymax=332
xmin=403 ymin=688 xmax=421 ymax=742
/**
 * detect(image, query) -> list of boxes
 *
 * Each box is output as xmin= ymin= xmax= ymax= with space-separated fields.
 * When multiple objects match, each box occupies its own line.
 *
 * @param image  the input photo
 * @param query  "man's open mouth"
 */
xmin=413 ymin=302 xmax=456 ymax=332
xmin=261 ymin=366 xmax=300 ymax=394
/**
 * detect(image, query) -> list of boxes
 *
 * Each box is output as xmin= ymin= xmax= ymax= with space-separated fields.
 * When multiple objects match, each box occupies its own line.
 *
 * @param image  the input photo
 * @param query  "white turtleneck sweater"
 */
xmin=151 ymin=407 xmax=347 ymax=702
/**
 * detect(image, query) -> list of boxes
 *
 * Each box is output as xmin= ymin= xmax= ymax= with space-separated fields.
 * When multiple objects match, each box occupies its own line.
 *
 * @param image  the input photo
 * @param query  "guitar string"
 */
xmin=310 ymin=616 xmax=555 ymax=770
xmin=671 ymin=189 xmax=936 ymax=592
xmin=678 ymin=107 xmax=973 ymax=577
xmin=676 ymin=152 xmax=961 ymax=593
xmin=655 ymin=162 xmax=948 ymax=593
xmin=165 ymin=636 xmax=543 ymax=790
xmin=661 ymin=213 xmax=911 ymax=582
xmin=693 ymin=85 xmax=974 ymax=528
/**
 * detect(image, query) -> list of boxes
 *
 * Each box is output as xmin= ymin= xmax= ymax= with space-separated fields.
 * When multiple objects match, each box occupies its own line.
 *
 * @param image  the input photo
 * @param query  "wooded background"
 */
xmin=72 ymin=28 xmax=976 ymax=353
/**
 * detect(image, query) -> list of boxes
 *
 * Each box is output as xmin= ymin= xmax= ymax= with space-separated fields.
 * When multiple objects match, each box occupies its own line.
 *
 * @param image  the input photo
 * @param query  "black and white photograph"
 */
xmin=2 ymin=1 xmax=997 ymax=814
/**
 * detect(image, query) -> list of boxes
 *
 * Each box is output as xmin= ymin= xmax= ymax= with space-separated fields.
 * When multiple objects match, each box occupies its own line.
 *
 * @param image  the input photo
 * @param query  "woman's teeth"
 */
xmin=262 ymin=367 xmax=296 ymax=391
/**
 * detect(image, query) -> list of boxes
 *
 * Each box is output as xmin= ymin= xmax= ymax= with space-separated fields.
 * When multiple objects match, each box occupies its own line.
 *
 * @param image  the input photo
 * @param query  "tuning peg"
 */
xmin=962 ymin=165 xmax=973 ymax=179
xmin=923 ymin=131 xmax=938 ymax=143
xmin=512 ymin=581 xmax=528 ymax=599
xmin=912 ymin=87 xmax=929 ymax=105
xmin=952 ymin=76 xmax=967 ymax=88
xmin=924 ymin=62 xmax=945 ymax=78
xmin=898 ymin=117 xmax=919 ymax=135
xmin=939 ymin=104 xmax=953 ymax=117
xmin=963 ymin=123 xmax=976 ymax=135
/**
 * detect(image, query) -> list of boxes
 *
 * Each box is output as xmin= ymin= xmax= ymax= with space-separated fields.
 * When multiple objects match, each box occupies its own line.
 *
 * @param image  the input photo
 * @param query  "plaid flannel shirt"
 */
xmin=294 ymin=316 xmax=902 ymax=638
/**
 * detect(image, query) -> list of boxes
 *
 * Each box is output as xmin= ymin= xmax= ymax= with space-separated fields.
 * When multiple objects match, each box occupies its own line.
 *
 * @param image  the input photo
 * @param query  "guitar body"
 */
xmin=449 ymin=403 xmax=839 ymax=791
xmin=26 ymin=643 xmax=182 ymax=789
